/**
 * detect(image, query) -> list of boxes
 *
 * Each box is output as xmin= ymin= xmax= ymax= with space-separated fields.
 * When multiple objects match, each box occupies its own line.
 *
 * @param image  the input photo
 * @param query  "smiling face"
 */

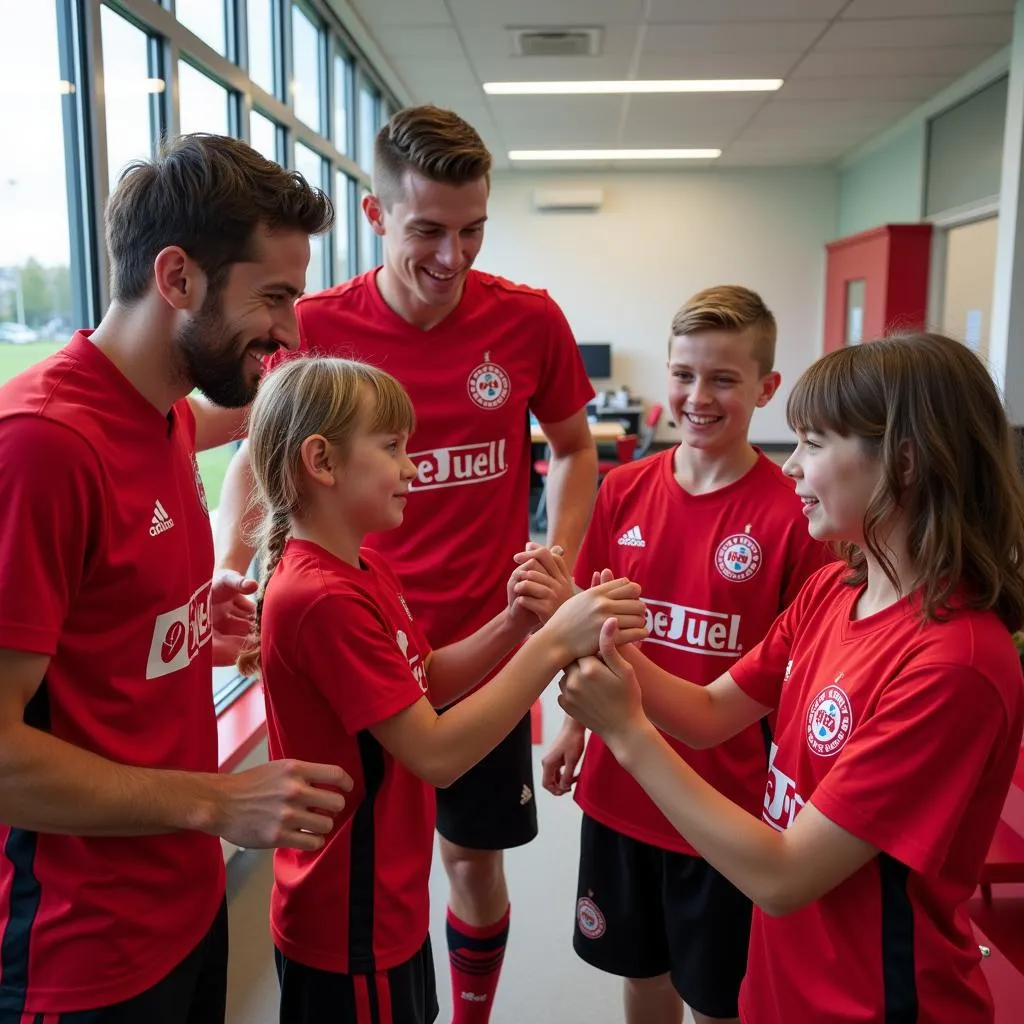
xmin=783 ymin=429 xmax=884 ymax=546
xmin=176 ymin=224 xmax=309 ymax=407
xmin=365 ymin=168 xmax=488 ymax=326
xmin=667 ymin=327 xmax=780 ymax=457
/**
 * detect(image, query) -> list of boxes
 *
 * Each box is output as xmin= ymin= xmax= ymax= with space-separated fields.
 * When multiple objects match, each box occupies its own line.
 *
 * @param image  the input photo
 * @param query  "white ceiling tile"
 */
xmin=642 ymin=21 xmax=829 ymax=55
xmin=750 ymin=98 xmax=918 ymax=128
xmin=342 ymin=0 xmax=452 ymax=28
xmin=447 ymin=0 xmax=646 ymax=27
xmin=817 ymin=14 xmax=1012 ymax=49
xmin=469 ymin=53 xmax=636 ymax=81
xmin=792 ymin=45 xmax=1000 ymax=77
xmin=618 ymin=94 xmax=766 ymax=139
xmin=637 ymin=53 xmax=802 ymax=78
xmin=458 ymin=24 xmax=639 ymax=59
xmin=399 ymin=58 xmax=481 ymax=89
xmin=842 ymin=0 xmax=1012 ymax=17
xmin=647 ymin=0 xmax=846 ymax=22
xmin=371 ymin=27 xmax=466 ymax=59
xmin=776 ymin=75 xmax=957 ymax=100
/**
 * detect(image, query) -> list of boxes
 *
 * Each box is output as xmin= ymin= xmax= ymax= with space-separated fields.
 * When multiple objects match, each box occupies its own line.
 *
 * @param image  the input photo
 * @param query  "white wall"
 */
xmin=477 ymin=168 xmax=837 ymax=443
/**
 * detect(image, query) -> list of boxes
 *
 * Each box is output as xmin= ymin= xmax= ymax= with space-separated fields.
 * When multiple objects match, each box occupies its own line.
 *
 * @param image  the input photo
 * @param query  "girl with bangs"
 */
xmin=558 ymin=332 xmax=1024 ymax=1023
xmin=236 ymin=357 xmax=647 ymax=1024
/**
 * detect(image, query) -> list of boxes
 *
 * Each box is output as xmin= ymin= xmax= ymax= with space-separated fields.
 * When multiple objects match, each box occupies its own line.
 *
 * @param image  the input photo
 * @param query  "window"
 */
xmin=247 ymin=0 xmax=275 ymax=96
xmin=249 ymin=109 xmax=278 ymax=163
xmin=295 ymin=143 xmax=326 ymax=292
xmin=101 ymin=6 xmax=157 ymax=192
xmin=291 ymin=3 xmax=322 ymax=132
xmin=0 ymin=0 xmax=75 ymax=384
xmin=175 ymin=0 xmax=226 ymax=57
xmin=333 ymin=51 xmax=351 ymax=153
xmin=178 ymin=61 xmax=230 ymax=136
xmin=334 ymin=171 xmax=351 ymax=284
xmin=358 ymin=78 xmax=378 ymax=173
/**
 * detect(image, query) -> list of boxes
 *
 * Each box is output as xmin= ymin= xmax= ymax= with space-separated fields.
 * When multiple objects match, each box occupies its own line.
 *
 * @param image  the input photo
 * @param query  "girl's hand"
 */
xmin=541 ymin=576 xmax=647 ymax=661
xmin=558 ymin=619 xmax=648 ymax=747
xmin=506 ymin=542 xmax=575 ymax=631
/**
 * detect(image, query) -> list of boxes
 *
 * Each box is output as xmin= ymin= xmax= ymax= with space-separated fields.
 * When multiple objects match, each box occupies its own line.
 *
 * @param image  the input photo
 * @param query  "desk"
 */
xmin=589 ymin=402 xmax=645 ymax=435
xmin=531 ymin=421 xmax=624 ymax=444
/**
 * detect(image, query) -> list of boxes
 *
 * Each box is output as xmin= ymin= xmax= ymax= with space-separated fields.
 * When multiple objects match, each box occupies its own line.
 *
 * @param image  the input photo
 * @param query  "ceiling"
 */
xmin=334 ymin=0 xmax=1014 ymax=170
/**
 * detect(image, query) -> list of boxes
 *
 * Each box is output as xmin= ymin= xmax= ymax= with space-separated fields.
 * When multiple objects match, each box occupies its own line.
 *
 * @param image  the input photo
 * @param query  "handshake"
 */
xmin=505 ymin=543 xmax=650 ymax=756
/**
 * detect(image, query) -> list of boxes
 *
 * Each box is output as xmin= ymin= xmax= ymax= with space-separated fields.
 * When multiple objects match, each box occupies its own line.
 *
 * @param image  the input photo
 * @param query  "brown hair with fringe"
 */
xmin=236 ymin=357 xmax=415 ymax=676
xmin=786 ymin=332 xmax=1024 ymax=631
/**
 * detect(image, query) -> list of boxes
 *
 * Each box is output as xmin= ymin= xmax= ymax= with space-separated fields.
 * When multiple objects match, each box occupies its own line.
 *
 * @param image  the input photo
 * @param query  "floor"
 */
xmin=224 ymin=684 xmax=696 ymax=1024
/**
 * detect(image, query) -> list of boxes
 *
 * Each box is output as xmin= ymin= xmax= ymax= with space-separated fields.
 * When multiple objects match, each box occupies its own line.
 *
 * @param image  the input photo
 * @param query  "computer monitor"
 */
xmin=578 ymin=343 xmax=612 ymax=379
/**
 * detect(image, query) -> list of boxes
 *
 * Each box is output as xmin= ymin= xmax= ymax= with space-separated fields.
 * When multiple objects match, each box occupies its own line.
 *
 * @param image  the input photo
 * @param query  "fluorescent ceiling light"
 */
xmin=484 ymin=79 xmax=782 ymax=95
xmin=509 ymin=149 xmax=721 ymax=161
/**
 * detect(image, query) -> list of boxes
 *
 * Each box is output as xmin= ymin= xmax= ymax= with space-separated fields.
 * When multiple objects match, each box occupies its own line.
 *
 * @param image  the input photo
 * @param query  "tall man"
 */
xmin=216 ymin=105 xmax=597 ymax=1022
xmin=0 ymin=134 xmax=352 ymax=1022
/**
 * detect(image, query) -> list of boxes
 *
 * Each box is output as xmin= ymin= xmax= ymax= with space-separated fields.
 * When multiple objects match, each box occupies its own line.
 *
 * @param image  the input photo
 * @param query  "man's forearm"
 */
xmin=214 ymin=440 xmax=260 ymax=574
xmin=0 ymin=723 xmax=222 ymax=837
xmin=544 ymin=445 xmax=597 ymax=569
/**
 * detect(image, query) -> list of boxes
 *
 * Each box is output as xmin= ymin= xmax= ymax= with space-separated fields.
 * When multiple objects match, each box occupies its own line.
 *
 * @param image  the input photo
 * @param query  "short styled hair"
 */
xmin=670 ymin=285 xmax=777 ymax=375
xmin=106 ymin=133 xmax=334 ymax=302
xmin=373 ymin=104 xmax=492 ymax=209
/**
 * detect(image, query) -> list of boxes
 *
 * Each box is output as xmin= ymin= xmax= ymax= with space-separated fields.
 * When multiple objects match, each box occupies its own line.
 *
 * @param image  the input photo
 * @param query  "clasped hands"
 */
xmin=506 ymin=551 xmax=650 ymax=744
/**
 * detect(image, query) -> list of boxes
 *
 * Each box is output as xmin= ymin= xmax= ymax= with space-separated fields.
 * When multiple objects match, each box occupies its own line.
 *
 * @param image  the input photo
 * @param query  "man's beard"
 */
xmin=175 ymin=295 xmax=259 ymax=409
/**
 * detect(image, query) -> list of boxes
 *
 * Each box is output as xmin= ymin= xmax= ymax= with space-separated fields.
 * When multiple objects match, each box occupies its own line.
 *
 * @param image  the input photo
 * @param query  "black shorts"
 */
xmin=435 ymin=711 xmax=537 ymax=851
xmin=275 ymin=936 xmax=438 ymax=1024
xmin=0 ymin=899 xmax=228 ymax=1023
xmin=573 ymin=815 xmax=751 ymax=1020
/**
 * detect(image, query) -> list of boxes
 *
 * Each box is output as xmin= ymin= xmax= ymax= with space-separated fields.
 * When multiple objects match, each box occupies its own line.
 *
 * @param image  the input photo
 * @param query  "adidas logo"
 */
xmin=520 ymin=784 xmax=533 ymax=806
xmin=149 ymin=500 xmax=175 ymax=537
xmin=461 ymin=993 xmax=488 ymax=1003
xmin=617 ymin=525 xmax=645 ymax=548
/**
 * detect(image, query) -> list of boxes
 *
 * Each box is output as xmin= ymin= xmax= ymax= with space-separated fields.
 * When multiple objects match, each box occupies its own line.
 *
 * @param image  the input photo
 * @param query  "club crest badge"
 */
xmin=715 ymin=528 xmax=762 ymax=582
xmin=467 ymin=354 xmax=511 ymax=410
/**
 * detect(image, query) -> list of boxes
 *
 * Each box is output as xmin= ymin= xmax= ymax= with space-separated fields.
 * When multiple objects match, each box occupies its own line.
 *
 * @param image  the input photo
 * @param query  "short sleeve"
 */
xmin=572 ymin=482 xmax=614 ymax=590
xmin=0 ymin=417 xmax=103 ymax=654
xmin=730 ymin=579 xmax=814 ymax=709
xmin=810 ymin=664 xmax=1009 ymax=875
xmin=298 ymin=592 xmax=426 ymax=735
xmin=530 ymin=295 xmax=595 ymax=425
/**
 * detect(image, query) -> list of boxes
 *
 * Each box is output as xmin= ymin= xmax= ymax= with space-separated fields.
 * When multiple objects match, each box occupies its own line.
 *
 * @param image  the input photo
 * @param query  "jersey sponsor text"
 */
xmin=409 ymin=440 xmax=508 ymax=492
xmin=762 ymin=742 xmax=805 ymax=832
xmin=642 ymin=598 xmax=742 ymax=657
xmin=146 ymin=580 xmax=213 ymax=679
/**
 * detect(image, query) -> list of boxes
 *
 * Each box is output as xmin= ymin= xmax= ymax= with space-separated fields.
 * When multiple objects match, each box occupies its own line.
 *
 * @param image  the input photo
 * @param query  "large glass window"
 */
xmin=334 ymin=171 xmax=351 ymax=284
xmin=358 ymin=78 xmax=378 ymax=173
xmin=178 ymin=62 xmax=230 ymax=136
xmin=291 ymin=3 xmax=322 ymax=132
xmin=101 ymin=6 xmax=157 ymax=192
xmin=247 ymin=0 xmax=275 ymax=96
xmin=333 ymin=51 xmax=351 ymax=154
xmin=175 ymin=0 xmax=226 ymax=57
xmin=295 ymin=143 xmax=326 ymax=293
xmin=0 ymin=1 xmax=75 ymax=383
xmin=249 ymin=109 xmax=279 ymax=163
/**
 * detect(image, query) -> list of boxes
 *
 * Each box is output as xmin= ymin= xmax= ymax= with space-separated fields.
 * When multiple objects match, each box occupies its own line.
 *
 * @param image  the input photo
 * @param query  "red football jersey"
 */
xmin=0 ymin=332 xmax=224 ymax=1012
xmin=573 ymin=449 xmax=828 ymax=854
xmin=282 ymin=269 xmax=594 ymax=647
xmin=262 ymin=541 xmax=436 ymax=973
xmin=731 ymin=563 xmax=1024 ymax=1023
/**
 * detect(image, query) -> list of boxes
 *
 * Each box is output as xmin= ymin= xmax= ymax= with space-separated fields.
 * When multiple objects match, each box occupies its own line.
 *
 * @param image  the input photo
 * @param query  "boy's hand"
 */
xmin=558 ymin=619 xmax=649 ymax=748
xmin=540 ymin=717 xmax=586 ymax=795
xmin=541 ymin=577 xmax=647 ymax=662
xmin=506 ymin=542 xmax=575 ymax=631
